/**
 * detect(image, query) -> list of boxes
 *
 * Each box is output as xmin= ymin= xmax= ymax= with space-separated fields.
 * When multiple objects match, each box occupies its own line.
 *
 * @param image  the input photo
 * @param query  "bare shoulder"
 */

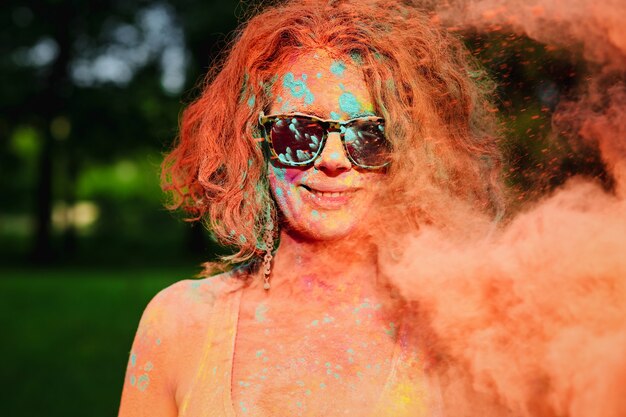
xmin=118 ymin=271 xmax=248 ymax=417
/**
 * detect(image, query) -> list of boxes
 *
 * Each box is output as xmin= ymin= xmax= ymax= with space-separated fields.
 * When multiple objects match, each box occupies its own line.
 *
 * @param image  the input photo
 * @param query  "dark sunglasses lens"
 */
xmin=270 ymin=117 xmax=324 ymax=165
xmin=344 ymin=121 xmax=391 ymax=167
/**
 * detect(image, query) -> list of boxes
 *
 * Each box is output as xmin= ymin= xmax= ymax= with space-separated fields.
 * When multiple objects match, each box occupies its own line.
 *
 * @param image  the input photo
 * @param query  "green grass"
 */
xmin=0 ymin=267 xmax=198 ymax=417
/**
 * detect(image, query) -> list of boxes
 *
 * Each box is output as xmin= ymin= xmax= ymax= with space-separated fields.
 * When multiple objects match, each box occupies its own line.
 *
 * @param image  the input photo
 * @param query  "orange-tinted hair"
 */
xmin=162 ymin=0 xmax=504 ymax=263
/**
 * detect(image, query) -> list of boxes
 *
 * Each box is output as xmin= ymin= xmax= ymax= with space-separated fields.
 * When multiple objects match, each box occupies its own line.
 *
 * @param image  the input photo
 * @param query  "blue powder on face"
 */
xmin=283 ymin=72 xmax=314 ymax=105
xmin=330 ymin=111 xmax=341 ymax=120
xmin=330 ymin=60 xmax=346 ymax=77
xmin=339 ymin=92 xmax=361 ymax=115
xmin=316 ymin=72 xmax=322 ymax=79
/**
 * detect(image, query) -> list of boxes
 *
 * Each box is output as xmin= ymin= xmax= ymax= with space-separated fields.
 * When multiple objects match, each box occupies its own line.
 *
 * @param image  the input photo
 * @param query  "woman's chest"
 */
xmin=230 ymin=304 xmax=401 ymax=416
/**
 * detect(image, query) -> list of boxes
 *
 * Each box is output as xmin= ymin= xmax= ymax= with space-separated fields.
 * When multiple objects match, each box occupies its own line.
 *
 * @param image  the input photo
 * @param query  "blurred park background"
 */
xmin=0 ymin=0 xmax=608 ymax=416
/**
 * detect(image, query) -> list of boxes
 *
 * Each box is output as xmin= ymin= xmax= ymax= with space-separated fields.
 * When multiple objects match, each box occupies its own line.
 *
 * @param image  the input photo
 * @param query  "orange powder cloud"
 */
xmin=377 ymin=1 xmax=626 ymax=415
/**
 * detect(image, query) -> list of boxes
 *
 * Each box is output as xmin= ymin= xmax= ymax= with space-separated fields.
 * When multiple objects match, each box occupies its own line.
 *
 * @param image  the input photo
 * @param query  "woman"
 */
xmin=118 ymin=0 xmax=503 ymax=416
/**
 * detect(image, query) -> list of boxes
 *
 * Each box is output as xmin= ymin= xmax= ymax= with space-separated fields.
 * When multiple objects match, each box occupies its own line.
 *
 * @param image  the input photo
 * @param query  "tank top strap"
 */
xmin=179 ymin=282 xmax=243 ymax=417
xmin=372 ymin=322 xmax=444 ymax=417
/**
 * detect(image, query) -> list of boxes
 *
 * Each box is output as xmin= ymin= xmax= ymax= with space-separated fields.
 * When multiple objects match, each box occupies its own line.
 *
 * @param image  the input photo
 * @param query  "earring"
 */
xmin=261 ymin=206 xmax=275 ymax=290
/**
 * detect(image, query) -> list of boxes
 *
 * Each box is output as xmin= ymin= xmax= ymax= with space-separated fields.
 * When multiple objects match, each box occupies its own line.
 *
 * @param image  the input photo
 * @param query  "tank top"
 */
xmin=178 ymin=276 xmax=443 ymax=416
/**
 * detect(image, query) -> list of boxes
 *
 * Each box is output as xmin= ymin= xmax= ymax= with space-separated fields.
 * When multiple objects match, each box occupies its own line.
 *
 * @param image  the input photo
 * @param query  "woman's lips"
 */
xmin=299 ymin=185 xmax=358 ymax=209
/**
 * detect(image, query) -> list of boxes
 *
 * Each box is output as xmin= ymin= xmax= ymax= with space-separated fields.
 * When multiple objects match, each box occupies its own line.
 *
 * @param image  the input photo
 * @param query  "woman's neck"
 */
xmin=266 ymin=229 xmax=392 ymax=304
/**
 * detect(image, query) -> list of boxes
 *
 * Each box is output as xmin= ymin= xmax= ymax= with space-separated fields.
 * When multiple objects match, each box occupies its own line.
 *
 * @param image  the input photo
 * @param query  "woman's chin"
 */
xmin=287 ymin=219 xmax=364 ymax=242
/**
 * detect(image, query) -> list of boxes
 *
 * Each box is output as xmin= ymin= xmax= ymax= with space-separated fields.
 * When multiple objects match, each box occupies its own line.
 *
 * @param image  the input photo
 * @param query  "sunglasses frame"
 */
xmin=258 ymin=111 xmax=390 ymax=169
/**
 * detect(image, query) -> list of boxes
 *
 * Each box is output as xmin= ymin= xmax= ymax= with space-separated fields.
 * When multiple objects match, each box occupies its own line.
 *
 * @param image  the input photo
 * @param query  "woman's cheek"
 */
xmin=269 ymin=165 xmax=302 ymax=222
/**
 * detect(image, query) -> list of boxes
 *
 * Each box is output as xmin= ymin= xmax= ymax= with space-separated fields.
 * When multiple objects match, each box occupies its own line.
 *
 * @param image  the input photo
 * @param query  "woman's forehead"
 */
xmin=270 ymin=51 xmax=375 ymax=120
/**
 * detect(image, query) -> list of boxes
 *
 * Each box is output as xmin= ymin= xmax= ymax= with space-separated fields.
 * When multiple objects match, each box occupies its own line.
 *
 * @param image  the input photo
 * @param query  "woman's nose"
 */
xmin=314 ymin=132 xmax=352 ymax=174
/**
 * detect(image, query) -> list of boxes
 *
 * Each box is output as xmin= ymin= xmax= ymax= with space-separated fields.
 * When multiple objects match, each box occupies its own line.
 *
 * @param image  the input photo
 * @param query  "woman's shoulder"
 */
xmin=144 ymin=269 xmax=251 ymax=326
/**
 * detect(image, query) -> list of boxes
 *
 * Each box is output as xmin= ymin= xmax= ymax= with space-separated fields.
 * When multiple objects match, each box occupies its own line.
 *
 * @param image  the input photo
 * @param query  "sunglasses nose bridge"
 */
xmin=314 ymin=129 xmax=352 ymax=172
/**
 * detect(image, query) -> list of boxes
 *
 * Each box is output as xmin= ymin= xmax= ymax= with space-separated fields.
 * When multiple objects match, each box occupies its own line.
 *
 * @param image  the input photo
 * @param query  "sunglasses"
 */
xmin=258 ymin=112 xmax=392 ymax=169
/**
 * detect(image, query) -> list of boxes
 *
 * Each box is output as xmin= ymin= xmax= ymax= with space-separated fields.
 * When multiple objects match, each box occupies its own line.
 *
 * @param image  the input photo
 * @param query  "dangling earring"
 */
xmin=261 ymin=205 xmax=275 ymax=290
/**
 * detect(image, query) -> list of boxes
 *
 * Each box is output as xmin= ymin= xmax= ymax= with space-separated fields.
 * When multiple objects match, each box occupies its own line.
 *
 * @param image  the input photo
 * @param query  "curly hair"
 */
xmin=161 ymin=0 xmax=504 ymax=264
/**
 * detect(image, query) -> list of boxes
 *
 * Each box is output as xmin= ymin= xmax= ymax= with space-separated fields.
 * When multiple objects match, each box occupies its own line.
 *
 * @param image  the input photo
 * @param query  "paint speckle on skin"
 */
xmin=323 ymin=314 xmax=335 ymax=323
xmin=155 ymin=338 xmax=161 ymax=346
xmin=316 ymin=72 xmax=322 ymax=79
xmin=239 ymin=401 xmax=248 ymax=414
xmin=130 ymin=353 xmax=137 ymax=367
xmin=283 ymin=72 xmax=314 ymax=105
xmin=130 ymin=375 xmax=136 ymax=386
xmin=256 ymin=349 xmax=265 ymax=358
xmin=330 ymin=111 xmax=341 ymax=120
xmin=296 ymin=380 xmax=305 ymax=386
xmin=329 ymin=152 xmax=340 ymax=160
xmin=144 ymin=361 xmax=154 ymax=372
xmin=305 ymin=389 xmax=312 ymax=396
xmin=353 ymin=301 xmax=372 ymax=313
xmin=339 ymin=91 xmax=362 ymax=115
xmin=320 ymin=383 xmax=327 ymax=389
xmin=239 ymin=234 xmax=247 ymax=244
xmin=385 ymin=322 xmax=397 ymax=339
xmin=311 ymin=210 xmax=320 ymax=220
xmin=247 ymin=94 xmax=255 ymax=108
xmin=330 ymin=60 xmax=346 ymax=77
xmin=238 ymin=381 xmax=251 ymax=387
xmin=296 ymin=401 xmax=303 ymax=408
xmin=255 ymin=303 xmax=269 ymax=323
xmin=277 ymin=96 xmax=283 ymax=103
xmin=310 ymin=319 xmax=319 ymax=326
xmin=137 ymin=374 xmax=150 ymax=392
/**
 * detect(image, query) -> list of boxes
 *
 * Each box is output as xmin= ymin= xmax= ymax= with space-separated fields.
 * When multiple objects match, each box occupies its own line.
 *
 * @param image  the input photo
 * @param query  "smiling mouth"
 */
xmin=300 ymin=185 xmax=358 ymax=197
xmin=299 ymin=185 xmax=359 ymax=209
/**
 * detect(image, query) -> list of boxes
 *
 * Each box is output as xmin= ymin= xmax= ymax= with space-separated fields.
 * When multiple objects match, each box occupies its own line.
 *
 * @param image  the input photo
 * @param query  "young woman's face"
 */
xmin=267 ymin=51 xmax=385 ymax=241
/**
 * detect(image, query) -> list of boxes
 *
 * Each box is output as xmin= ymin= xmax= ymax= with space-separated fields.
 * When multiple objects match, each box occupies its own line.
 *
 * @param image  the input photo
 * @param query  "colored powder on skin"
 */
xmin=384 ymin=322 xmax=397 ymax=339
xmin=339 ymin=92 xmax=362 ymax=115
xmin=329 ymin=152 xmax=340 ymax=160
xmin=247 ymin=94 xmax=255 ymax=108
xmin=137 ymin=374 xmax=150 ymax=392
xmin=239 ymin=401 xmax=248 ymax=414
xmin=255 ymin=303 xmax=268 ymax=323
xmin=155 ymin=338 xmax=161 ymax=346
xmin=256 ymin=349 xmax=265 ymax=358
xmin=144 ymin=361 xmax=154 ymax=372
xmin=282 ymin=72 xmax=314 ymax=105
xmin=130 ymin=375 xmax=136 ymax=386
xmin=130 ymin=352 xmax=137 ymax=367
xmin=330 ymin=60 xmax=347 ymax=76
xmin=330 ymin=111 xmax=341 ymax=120
xmin=316 ymin=72 xmax=322 ymax=79
xmin=311 ymin=210 xmax=320 ymax=219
